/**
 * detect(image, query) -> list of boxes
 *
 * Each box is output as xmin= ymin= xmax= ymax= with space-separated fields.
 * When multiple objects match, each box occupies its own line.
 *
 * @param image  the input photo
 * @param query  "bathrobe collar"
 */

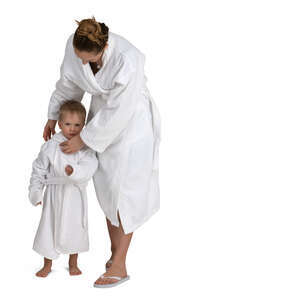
xmin=52 ymin=132 xmax=68 ymax=143
xmin=80 ymin=33 xmax=115 ymax=95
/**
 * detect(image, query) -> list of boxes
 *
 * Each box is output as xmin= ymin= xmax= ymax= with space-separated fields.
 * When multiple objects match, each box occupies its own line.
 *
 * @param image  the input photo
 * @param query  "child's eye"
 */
xmin=65 ymin=123 xmax=70 ymax=126
xmin=75 ymin=124 xmax=81 ymax=127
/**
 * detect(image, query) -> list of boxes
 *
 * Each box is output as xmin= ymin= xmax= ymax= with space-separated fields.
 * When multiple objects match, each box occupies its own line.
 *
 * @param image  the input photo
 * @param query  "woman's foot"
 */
xmin=105 ymin=258 xmax=113 ymax=270
xmin=95 ymin=263 xmax=127 ymax=285
xmin=105 ymin=246 xmax=116 ymax=270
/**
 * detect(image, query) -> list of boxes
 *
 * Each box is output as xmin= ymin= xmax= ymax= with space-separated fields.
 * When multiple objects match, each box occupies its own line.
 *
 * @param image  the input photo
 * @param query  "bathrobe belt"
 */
xmin=42 ymin=175 xmax=88 ymax=229
xmin=141 ymin=86 xmax=161 ymax=171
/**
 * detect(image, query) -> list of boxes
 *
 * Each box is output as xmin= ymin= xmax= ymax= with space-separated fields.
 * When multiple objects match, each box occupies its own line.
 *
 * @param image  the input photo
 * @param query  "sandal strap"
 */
xmin=100 ymin=275 xmax=122 ymax=281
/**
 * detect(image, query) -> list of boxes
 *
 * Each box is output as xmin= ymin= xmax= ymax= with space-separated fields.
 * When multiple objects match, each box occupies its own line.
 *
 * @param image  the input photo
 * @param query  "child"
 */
xmin=29 ymin=100 xmax=98 ymax=277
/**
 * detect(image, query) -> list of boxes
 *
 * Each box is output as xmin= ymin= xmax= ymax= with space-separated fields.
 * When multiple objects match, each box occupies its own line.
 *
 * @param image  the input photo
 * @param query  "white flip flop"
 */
xmin=94 ymin=275 xmax=130 ymax=288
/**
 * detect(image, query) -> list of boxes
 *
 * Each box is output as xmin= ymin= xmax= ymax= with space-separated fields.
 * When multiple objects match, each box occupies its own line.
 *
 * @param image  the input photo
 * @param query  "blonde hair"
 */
xmin=58 ymin=100 xmax=86 ymax=123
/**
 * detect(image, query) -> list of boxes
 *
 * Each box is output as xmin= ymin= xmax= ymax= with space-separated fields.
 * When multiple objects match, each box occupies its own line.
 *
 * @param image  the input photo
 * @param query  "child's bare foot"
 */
xmin=69 ymin=265 xmax=82 ymax=276
xmin=36 ymin=266 xmax=51 ymax=277
xmin=36 ymin=258 xmax=52 ymax=277
xmin=69 ymin=253 xmax=82 ymax=276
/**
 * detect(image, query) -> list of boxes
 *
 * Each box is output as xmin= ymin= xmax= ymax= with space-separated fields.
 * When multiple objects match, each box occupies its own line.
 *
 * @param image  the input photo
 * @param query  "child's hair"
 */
xmin=73 ymin=16 xmax=109 ymax=54
xmin=58 ymin=100 xmax=86 ymax=123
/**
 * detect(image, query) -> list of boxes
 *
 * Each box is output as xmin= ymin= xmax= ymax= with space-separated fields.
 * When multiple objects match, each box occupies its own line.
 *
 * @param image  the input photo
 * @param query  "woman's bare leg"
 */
xmin=36 ymin=257 xmax=52 ymax=277
xmin=105 ymin=218 xmax=120 ymax=269
xmin=95 ymin=213 xmax=133 ymax=285
xmin=69 ymin=253 xmax=82 ymax=276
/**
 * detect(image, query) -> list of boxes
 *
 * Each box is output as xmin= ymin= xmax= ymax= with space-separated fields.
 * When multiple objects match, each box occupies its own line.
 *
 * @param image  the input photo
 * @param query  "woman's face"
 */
xmin=74 ymin=46 xmax=106 ymax=65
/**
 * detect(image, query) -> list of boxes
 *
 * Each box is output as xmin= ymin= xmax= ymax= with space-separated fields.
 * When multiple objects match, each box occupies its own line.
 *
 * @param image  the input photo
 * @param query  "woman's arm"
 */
xmin=48 ymin=36 xmax=85 ymax=120
xmin=44 ymin=37 xmax=85 ymax=141
xmin=47 ymin=74 xmax=85 ymax=121
xmin=79 ymin=53 xmax=144 ymax=153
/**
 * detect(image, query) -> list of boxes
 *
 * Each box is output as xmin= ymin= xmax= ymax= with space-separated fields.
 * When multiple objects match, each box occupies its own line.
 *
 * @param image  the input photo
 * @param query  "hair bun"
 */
xmin=74 ymin=17 xmax=109 ymax=52
xmin=75 ymin=16 xmax=103 ymax=39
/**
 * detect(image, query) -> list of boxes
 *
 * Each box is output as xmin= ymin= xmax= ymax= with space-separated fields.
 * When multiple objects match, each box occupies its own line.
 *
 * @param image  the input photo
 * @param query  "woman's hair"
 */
xmin=58 ymin=100 xmax=86 ymax=123
xmin=73 ymin=16 xmax=109 ymax=54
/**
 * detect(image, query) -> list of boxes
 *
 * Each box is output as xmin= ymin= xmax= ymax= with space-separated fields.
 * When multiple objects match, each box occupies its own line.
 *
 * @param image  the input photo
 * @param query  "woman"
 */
xmin=43 ymin=17 xmax=161 ymax=288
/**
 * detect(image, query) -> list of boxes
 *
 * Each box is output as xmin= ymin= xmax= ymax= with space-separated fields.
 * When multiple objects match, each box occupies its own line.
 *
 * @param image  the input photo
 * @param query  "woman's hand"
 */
xmin=60 ymin=135 xmax=85 ymax=154
xmin=43 ymin=120 xmax=57 ymax=141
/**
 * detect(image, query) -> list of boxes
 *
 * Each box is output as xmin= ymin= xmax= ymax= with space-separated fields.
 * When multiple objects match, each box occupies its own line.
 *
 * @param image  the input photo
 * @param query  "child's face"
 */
xmin=58 ymin=112 xmax=84 ymax=140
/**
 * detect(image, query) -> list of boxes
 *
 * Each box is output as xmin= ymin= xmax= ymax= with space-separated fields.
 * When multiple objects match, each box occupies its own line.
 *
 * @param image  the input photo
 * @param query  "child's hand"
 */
xmin=65 ymin=165 xmax=74 ymax=176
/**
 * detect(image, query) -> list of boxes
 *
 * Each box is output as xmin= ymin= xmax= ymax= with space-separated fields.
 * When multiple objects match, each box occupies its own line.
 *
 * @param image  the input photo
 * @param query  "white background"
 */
xmin=0 ymin=0 xmax=299 ymax=299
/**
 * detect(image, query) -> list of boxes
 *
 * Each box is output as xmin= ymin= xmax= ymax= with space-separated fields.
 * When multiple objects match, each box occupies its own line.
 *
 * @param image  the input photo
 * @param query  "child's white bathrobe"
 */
xmin=29 ymin=132 xmax=98 ymax=259
xmin=47 ymin=32 xmax=161 ymax=234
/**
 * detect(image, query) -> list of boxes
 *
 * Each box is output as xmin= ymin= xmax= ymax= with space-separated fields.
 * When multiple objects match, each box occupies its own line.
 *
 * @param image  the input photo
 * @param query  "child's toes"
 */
xmin=36 ymin=267 xmax=51 ymax=277
xmin=69 ymin=267 xmax=82 ymax=276
xmin=36 ymin=271 xmax=46 ymax=277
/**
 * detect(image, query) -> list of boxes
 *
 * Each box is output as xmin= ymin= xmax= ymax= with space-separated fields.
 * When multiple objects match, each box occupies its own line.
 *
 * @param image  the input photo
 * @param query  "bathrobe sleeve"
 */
xmin=47 ymin=75 xmax=85 ymax=120
xmin=28 ymin=143 xmax=50 ymax=206
xmin=47 ymin=38 xmax=85 ymax=120
xmin=79 ymin=53 xmax=144 ymax=153
xmin=68 ymin=148 xmax=98 ymax=184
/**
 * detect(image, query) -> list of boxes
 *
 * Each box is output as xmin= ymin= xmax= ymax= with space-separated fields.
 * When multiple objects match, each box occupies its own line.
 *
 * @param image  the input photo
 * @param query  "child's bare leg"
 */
xmin=105 ymin=217 xmax=120 ymax=269
xmin=69 ymin=253 xmax=82 ymax=276
xmin=36 ymin=257 xmax=52 ymax=277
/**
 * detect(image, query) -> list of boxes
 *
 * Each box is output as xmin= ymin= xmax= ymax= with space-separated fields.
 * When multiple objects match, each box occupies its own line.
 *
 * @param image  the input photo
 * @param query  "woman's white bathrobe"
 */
xmin=29 ymin=132 xmax=98 ymax=259
xmin=47 ymin=32 xmax=161 ymax=234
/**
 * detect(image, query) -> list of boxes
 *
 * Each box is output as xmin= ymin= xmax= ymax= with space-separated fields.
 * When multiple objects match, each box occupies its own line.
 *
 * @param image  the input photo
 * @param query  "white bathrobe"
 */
xmin=47 ymin=32 xmax=161 ymax=234
xmin=29 ymin=132 xmax=98 ymax=259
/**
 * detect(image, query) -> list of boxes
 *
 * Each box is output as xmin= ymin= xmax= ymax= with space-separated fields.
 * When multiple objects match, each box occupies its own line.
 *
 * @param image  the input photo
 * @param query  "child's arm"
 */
xmin=66 ymin=148 xmax=98 ymax=183
xmin=28 ymin=144 xmax=50 ymax=206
